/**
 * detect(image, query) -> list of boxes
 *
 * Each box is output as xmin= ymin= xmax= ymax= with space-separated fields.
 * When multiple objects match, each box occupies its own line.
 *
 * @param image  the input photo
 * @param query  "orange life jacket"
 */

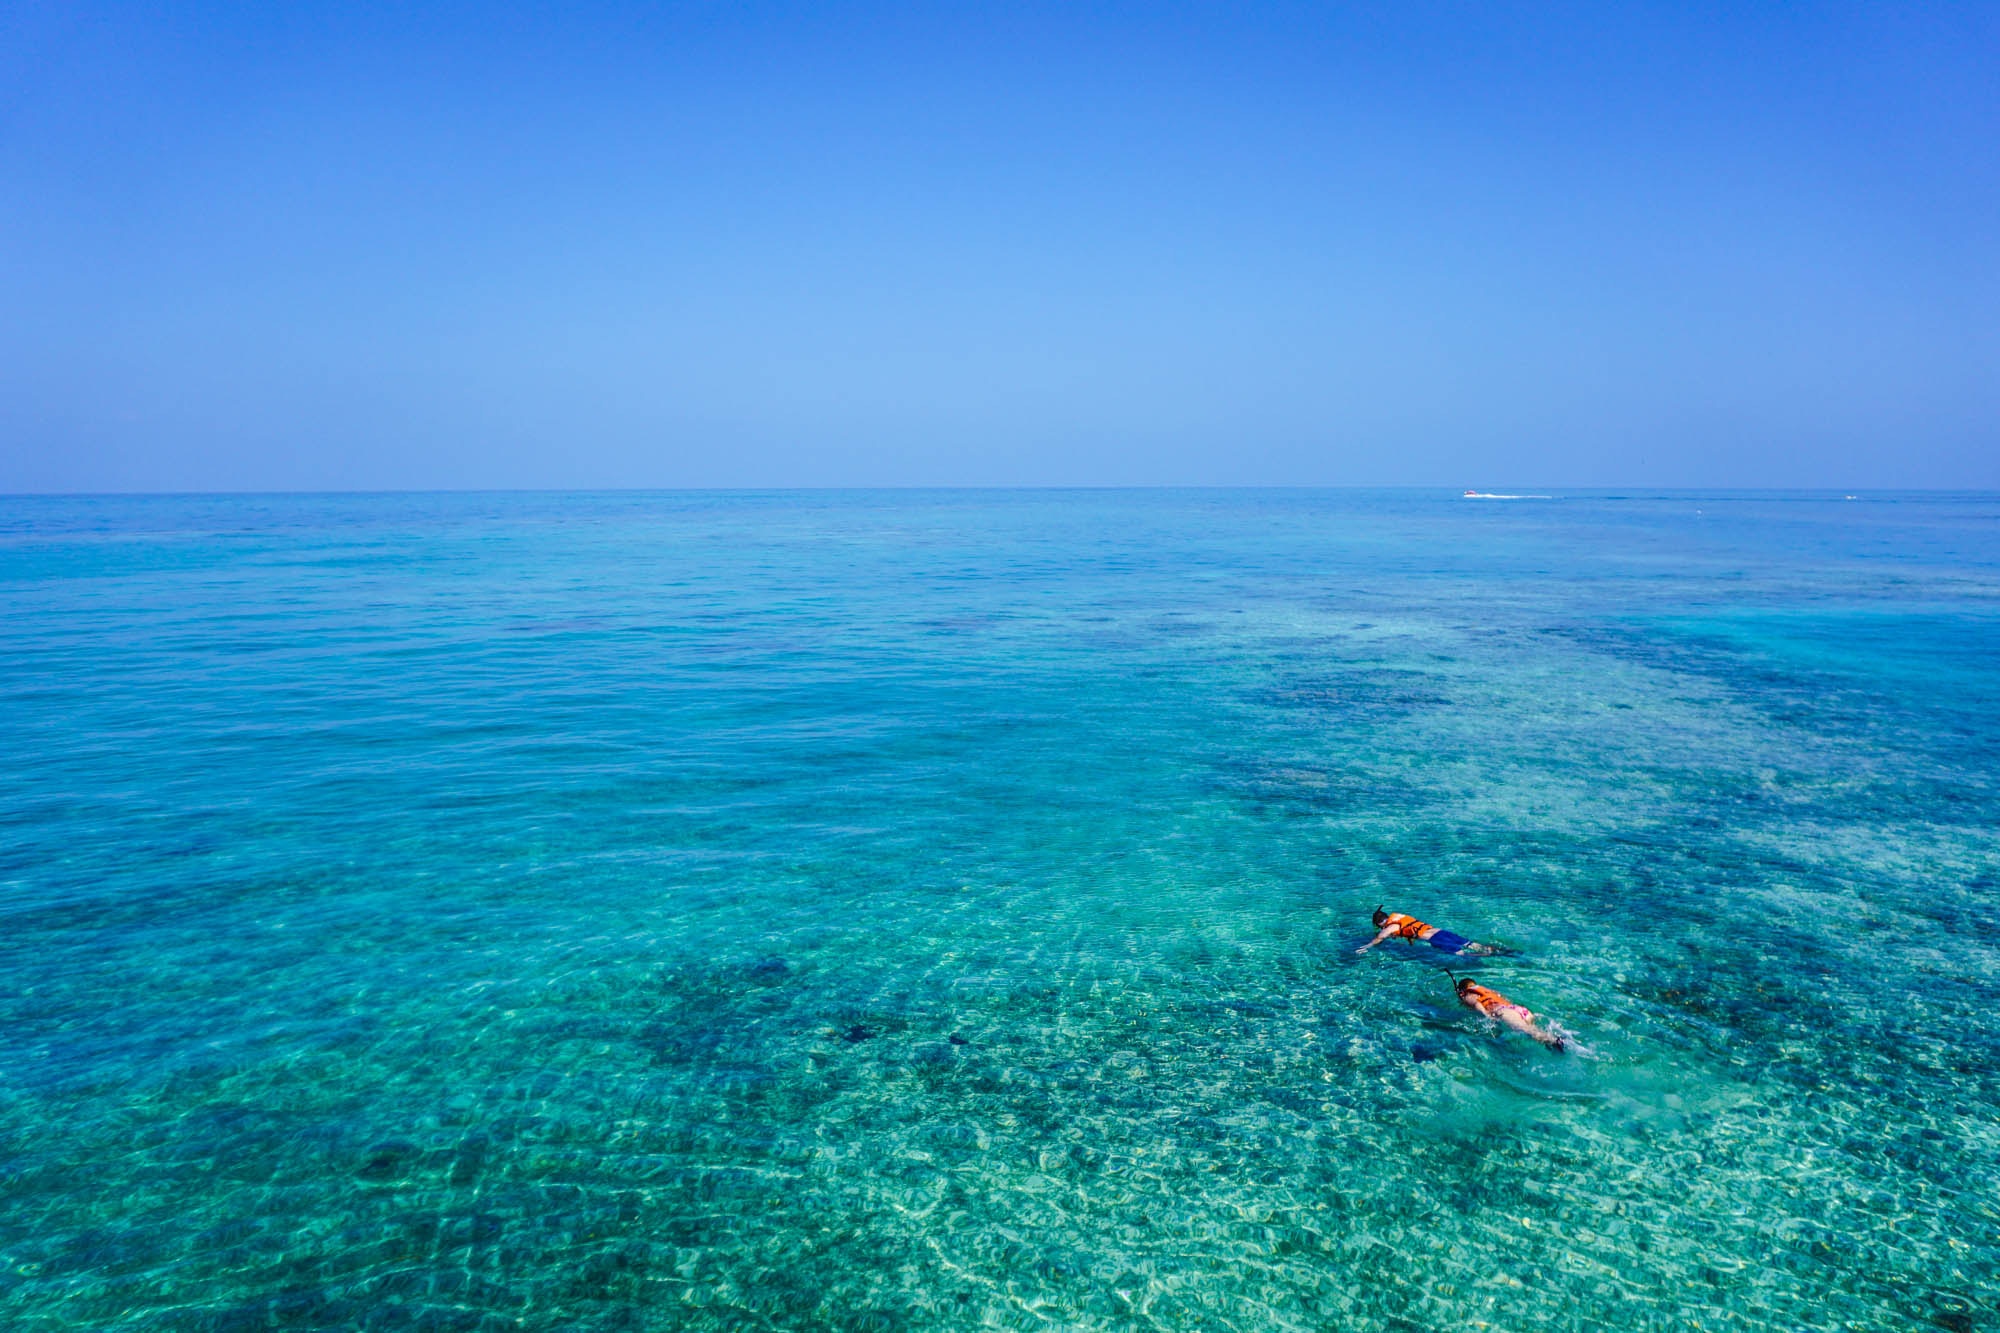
xmin=1384 ymin=912 xmax=1430 ymax=940
xmin=1458 ymin=982 xmax=1518 ymax=1018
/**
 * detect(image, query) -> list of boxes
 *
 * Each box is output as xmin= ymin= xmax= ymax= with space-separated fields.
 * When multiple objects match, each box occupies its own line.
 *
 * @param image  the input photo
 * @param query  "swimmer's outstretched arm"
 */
xmin=1354 ymin=925 xmax=1400 ymax=954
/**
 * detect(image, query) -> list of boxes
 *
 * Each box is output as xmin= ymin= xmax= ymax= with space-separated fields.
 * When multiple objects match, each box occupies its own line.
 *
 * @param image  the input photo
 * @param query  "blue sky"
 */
xmin=3 ymin=1 xmax=1995 ymax=490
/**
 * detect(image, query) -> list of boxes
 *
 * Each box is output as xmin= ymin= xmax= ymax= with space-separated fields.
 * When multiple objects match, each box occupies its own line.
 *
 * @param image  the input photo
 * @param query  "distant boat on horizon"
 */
xmin=1463 ymin=490 xmax=1554 ymax=500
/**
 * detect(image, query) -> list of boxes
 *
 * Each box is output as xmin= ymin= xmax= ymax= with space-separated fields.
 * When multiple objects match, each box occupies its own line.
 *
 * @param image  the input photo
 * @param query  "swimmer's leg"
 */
xmin=1430 ymin=931 xmax=1511 ymax=957
xmin=1496 ymin=1008 xmax=1565 ymax=1052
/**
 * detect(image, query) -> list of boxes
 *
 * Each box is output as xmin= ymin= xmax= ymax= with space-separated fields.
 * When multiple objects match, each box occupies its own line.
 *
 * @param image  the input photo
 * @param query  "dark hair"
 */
xmin=1372 ymin=906 xmax=1388 ymax=927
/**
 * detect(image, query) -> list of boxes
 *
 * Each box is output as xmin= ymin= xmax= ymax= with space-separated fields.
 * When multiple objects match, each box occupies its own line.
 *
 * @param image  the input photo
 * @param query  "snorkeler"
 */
xmin=1451 ymin=974 xmax=1566 ymax=1052
xmin=1355 ymin=907 xmax=1501 ymax=956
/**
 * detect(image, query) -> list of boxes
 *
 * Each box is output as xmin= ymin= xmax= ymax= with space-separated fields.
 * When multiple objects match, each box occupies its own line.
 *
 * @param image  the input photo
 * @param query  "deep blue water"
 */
xmin=2 ymin=490 xmax=1996 ymax=1331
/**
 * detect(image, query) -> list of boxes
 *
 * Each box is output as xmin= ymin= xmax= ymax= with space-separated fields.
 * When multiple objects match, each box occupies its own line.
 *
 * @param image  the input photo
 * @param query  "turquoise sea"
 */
xmin=2 ymin=490 xmax=1996 ymax=1332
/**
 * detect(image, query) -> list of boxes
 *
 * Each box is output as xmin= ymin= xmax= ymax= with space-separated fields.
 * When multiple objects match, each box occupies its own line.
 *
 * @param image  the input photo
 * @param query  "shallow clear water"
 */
xmin=1 ymin=490 xmax=1996 ymax=1332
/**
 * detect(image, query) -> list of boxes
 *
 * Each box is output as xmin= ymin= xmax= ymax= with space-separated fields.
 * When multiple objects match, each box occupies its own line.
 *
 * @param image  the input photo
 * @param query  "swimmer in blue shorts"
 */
xmin=1354 ymin=907 xmax=1502 ymax=956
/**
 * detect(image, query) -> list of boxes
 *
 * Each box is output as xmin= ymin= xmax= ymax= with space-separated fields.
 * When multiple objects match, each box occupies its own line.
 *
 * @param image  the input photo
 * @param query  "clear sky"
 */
xmin=3 ymin=1 xmax=1995 ymax=491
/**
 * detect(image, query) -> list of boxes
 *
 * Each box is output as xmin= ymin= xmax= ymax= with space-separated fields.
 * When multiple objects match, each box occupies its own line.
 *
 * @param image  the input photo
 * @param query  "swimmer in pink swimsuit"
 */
xmin=1454 ymin=977 xmax=1566 ymax=1052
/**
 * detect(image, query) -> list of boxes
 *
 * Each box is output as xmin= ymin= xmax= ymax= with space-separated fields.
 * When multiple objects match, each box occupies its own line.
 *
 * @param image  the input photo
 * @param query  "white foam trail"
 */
xmin=1548 ymin=1023 xmax=1594 ymax=1059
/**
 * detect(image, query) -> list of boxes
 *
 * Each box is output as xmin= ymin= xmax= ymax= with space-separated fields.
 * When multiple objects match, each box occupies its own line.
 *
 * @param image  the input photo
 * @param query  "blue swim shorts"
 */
xmin=1428 ymin=930 xmax=1471 ymax=953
